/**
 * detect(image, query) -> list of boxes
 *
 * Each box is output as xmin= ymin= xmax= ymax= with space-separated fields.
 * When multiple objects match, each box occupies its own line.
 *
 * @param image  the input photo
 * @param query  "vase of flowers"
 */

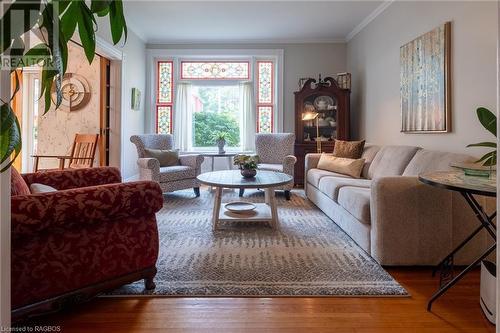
xmin=233 ymin=154 xmax=259 ymax=178
xmin=213 ymin=132 xmax=227 ymax=154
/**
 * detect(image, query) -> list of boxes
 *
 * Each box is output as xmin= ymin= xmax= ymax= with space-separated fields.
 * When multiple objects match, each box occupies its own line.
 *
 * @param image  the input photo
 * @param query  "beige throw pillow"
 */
xmin=30 ymin=183 xmax=57 ymax=193
xmin=317 ymin=154 xmax=365 ymax=178
xmin=144 ymin=148 xmax=179 ymax=167
xmin=333 ymin=139 xmax=366 ymax=159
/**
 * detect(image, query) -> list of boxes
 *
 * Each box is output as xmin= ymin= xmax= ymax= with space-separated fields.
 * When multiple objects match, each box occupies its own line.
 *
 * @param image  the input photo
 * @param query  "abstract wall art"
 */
xmin=400 ymin=22 xmax=451 ymax=133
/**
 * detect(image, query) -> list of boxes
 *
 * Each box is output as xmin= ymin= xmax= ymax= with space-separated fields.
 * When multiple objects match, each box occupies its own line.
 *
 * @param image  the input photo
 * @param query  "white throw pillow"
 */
xmin=317 ymin=154 xmax=365 ymax=178
xmin=30 ymin=183 xmax=57 ymax=194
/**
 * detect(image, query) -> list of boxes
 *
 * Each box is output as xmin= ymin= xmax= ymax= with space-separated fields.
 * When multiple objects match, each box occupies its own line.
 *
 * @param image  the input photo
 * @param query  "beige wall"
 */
xmin=147 ymin=43 xmax=347 ymax=134
xmin=347 ymin=1 xmax=497 ymax=157
xmin=37 ymin=43 xmax=101 ymax=169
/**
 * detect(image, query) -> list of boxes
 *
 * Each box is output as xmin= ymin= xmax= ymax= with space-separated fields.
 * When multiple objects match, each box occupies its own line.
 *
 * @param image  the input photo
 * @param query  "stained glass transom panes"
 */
xmin=158 ymin=61 xmax=173 ymax=103
xmin=257 ymin=61 xmax=273 ymax=104
xmin=181 ymin=61 xmax=250 ymax=80
xmin=257 ymin=106 xmax=273 ymax=133
xmin=157 ymin=106 xmax=172 ymax=134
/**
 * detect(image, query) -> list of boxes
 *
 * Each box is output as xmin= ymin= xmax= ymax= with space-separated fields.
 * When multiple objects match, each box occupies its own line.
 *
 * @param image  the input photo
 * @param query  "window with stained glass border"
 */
xmin=256 ymin=61 xmax=274 ymax=133
xmin=156 ymin=61 xmax=173 ymax=134
xmin=181 ymin=61 xmax=250 ymax=80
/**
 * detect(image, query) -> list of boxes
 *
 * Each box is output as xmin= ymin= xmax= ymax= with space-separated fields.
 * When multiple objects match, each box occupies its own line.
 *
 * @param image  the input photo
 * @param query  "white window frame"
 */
xmin=146 ymin=49 xmax=284 ymax=147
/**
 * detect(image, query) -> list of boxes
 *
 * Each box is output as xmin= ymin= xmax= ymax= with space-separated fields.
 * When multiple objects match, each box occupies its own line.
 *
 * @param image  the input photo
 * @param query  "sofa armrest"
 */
xmin=370 ymin=176 xmax=489 ymax=265
xmin=21 ymin=167 xmax=121 ymax=190
xmin=12 ymin=181 xmax=163 ymax=239
xmin=137 ymin=158 xmax=160 ymax=181
xmin=282 ymin=155 xmax=297 ymax=176
xmin=304 ymin=153 xmax=324 ymax=174
xmin=179 ymin=154 xmax=204 ymax=174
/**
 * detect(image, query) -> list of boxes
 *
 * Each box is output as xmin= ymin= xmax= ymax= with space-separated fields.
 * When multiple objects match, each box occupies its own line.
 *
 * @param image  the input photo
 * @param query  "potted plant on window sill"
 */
xmin=213 ymin=132 xmax=228 ymax=154
xmin=234 ymin=155 xmax=259 ymax=178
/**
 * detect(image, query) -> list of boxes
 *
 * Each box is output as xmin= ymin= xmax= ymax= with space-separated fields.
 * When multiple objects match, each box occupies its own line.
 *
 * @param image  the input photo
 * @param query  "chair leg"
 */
xmin=144 ymin=267 xmax=157 ymax=290
xmin=239 ymin=188 xmax=245 ymax=197
xmin=194 ymin=187 xmax=200 ymax=197
xmin=285 ymin=190 xmax=291 ymax=201
xmin=144 ymin=276 xmax=156 ymax=290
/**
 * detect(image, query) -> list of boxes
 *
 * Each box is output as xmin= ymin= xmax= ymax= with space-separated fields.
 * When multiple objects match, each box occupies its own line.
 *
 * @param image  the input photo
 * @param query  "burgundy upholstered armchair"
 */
xmin=10 ymin=167 xmax=163 ymax=322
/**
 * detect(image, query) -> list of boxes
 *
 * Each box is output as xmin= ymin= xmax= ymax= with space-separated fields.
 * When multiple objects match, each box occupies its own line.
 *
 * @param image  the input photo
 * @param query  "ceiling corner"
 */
xmin=345 ymin=0 xmax=394 ymax=43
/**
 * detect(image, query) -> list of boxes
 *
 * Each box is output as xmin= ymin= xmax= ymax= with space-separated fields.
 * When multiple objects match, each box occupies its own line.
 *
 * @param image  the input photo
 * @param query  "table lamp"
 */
xmin=302 ymin=111 xmax=322 ymax=153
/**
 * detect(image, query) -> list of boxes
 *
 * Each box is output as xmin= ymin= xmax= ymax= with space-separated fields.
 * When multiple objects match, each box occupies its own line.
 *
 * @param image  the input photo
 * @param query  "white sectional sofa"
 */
xmin=305 ymin=145 xmax=493 ymax=266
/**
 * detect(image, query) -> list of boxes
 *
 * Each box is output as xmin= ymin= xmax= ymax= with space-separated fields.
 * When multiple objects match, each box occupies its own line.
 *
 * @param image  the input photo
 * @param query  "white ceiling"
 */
xmin=123 ymin=1 xmax=387 ymax=44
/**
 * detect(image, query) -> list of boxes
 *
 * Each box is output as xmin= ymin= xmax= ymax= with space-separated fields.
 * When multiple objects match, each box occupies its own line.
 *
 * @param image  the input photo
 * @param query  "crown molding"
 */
xmin=345 ymin=0 xmax=394 ymax=42
xmin=146 ymin=38 xmax=346 ymax=46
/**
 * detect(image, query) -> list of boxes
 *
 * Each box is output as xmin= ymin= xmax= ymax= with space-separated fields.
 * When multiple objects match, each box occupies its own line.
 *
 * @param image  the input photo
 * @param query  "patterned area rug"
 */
xmin=108 ymin=189 xmax=407 ymax=297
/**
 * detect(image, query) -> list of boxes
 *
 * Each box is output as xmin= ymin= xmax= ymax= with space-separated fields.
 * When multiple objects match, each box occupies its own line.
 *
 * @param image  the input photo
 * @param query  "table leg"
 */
xmin=428 ymin=191 xmax=497 ymax=311
xmin=462 ymin=192 xmax=497 ymax=239
xmin=212 ymin=186 xmax=222 ymax=231
xmin=428 ymin=243 xmax=496 ymax=311
xmin=265 ymin=187 xmax=278 ymax=229
xmin=208 ymin=157 xmax=215 ymax=192
xmin=432 ymin=224 xmax=484 ymax=279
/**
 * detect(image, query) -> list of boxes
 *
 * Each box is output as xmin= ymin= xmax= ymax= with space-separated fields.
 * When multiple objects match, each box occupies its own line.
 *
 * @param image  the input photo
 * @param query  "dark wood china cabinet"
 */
xmin=294 ymin=76 xmax=351 ymax=186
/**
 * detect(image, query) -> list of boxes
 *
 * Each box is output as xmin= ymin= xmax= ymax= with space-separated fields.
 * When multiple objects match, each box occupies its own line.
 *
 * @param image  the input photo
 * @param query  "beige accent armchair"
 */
xmin=240 ymin=133 xmax=297 ymax=200
xmin=130 ymin=134 xmax=204 ymax=196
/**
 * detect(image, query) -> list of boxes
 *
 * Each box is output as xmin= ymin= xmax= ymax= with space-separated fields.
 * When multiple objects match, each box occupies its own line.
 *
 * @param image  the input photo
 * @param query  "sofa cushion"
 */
xmin=258 ymin=163 xmax=283 ymax=172
xmin=318 ymin=176 xmax=372 ymax=202
xmin=159 ymin=165 xmax=196 ymax=182
xmin=367 ymin=145 xmax=420 ymax=179
xmin=307 ymin=168 xmax=350 ymax=188
xmin=402 ymin=149 xmax=475 ymax=176
xmin=11 ymin=168 xmax=30 ymax=196
xmin=361 ymin=145 xmax=381 ymax=179
xmin=338 ymin=186 xmax=371 ymax=225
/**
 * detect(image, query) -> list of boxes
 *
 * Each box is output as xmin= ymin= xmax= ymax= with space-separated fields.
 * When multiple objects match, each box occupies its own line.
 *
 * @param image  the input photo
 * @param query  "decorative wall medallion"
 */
xmin=51 ymin=73 xmax=91 ymax=112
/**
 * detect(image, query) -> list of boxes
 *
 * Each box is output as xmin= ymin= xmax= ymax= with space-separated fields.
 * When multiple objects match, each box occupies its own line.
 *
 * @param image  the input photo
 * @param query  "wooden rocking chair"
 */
xmin=32 ymin=134 xmax=99 ymax=172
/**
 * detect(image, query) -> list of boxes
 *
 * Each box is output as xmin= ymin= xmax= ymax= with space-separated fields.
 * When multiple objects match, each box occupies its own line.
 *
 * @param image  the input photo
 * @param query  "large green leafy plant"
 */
xmin=0 ymin=0 xmax=127 ymax=172
xmin=467 ymin=107 xmax=497 ymax=166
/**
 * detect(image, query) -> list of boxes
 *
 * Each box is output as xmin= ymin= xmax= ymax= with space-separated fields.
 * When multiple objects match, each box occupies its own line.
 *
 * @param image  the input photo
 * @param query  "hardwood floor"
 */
xmin=22 ymin=267 xmax=495 ymax=332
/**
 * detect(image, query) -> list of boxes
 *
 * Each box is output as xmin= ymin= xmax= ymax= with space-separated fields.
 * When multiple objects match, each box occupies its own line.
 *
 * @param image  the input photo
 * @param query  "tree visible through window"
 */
xmin=192 ymin=85 xmax=240 ymax=148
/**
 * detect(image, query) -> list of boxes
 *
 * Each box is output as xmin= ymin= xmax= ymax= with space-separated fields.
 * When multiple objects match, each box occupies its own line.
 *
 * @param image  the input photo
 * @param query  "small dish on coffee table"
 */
xmin=224 ymin=201 xmax=256 ymax=213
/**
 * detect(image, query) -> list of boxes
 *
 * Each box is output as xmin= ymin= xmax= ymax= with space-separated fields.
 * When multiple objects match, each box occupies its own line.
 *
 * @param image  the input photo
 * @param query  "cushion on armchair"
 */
xmin=144 ymin=148 xmax=179 ymax=167
xmin=258 ymin=163 xmax=283 ymax=172
xmin=11 ymin=168 xmax=30 ymax=196
xmin=159 ymin=165 xmax=197 ymax=182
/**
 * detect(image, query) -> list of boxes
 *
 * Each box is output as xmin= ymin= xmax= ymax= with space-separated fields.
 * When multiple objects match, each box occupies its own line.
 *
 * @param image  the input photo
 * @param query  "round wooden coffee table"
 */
xmin=197 ymin=170 xmax=293 ymax=230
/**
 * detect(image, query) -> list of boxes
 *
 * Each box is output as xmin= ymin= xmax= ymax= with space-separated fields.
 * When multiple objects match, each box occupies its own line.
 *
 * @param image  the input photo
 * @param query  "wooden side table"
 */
xmin=419 ymin=171 xmax=496 ymax=311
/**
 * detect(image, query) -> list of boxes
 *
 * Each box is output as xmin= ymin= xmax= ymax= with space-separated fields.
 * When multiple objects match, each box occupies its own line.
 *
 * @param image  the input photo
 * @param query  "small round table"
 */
xmin=197 ymin=170 xmax=293 ymax=230
xmin=419 ymin=170 xmax=496 ymax=311
xmin=200 ymin=152 xmax=237 ymax=172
